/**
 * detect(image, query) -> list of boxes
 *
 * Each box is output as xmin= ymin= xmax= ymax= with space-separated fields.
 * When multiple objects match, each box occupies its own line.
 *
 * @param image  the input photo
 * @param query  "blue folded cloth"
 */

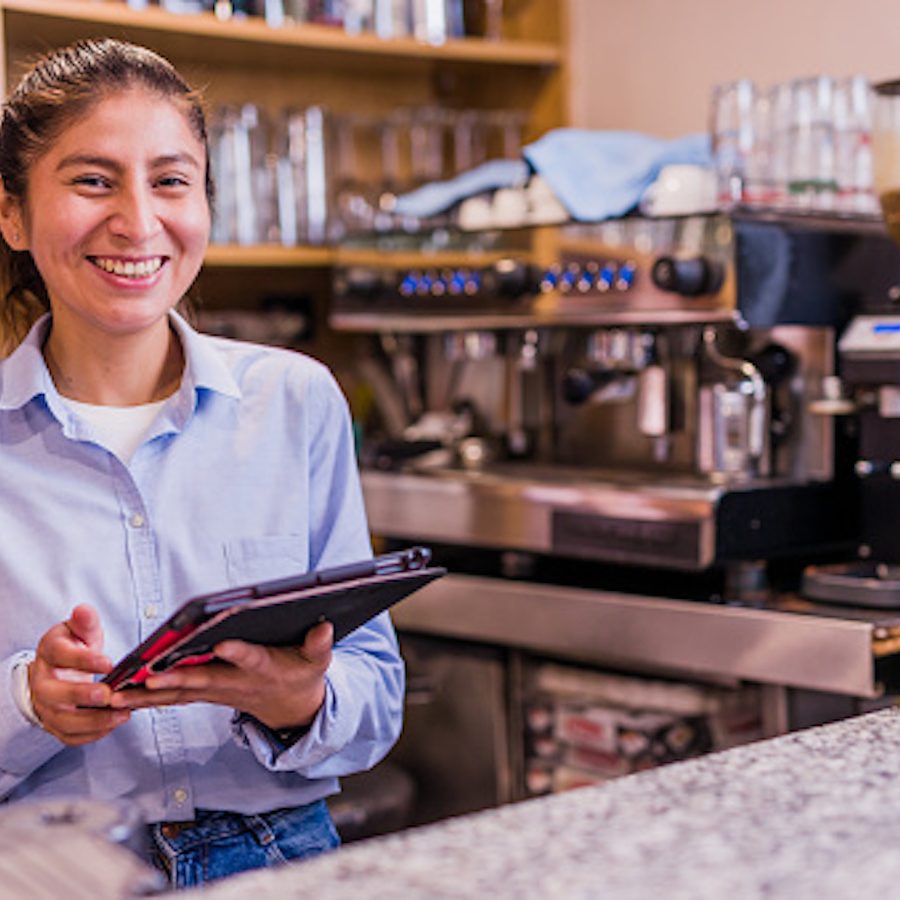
xmin=393 ymin=158 xmax=529 ymax=219
xmin=523 ymin=129 xmax=712 ymax=221
xmin=391 ymin=128 xmax=712 ymax=222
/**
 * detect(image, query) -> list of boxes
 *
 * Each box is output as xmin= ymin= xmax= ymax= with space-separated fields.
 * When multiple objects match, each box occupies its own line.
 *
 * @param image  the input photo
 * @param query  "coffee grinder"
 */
xmin=804 ymin=79 xmax=900 ymax=607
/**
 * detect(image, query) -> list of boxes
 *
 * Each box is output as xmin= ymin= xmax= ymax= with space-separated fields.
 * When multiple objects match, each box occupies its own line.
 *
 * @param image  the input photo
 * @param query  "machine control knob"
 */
xmin=558 ymin=265 xmax=580 ymax=294
xmin=615 ymin=260 xmax=637 ymax=291
xmin=490 ymin=259 xmax=540 ymax=299
xmin=596 ymin=262 xmax=617 ymax=292
xmin=651 ymin=255 xmax=723 ymax=296
xmin=398 ymin=272 xmax=418 ymax=297
xmin=539 ymin=268 xmax=559 ymax=292
xmin=561 ymin=367 xmax=617 ymax=404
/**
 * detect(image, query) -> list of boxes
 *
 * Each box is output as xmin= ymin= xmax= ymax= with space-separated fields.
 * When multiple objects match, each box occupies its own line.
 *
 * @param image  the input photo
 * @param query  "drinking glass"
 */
xmin=710 ymin=79 xmax=756 ymax=207
xmin=768 ymin=82 xmax=793 ymax=209
xmin=833 ymin=75 xmax=876 ymax=214
xmin=272 ymin=106 xmax=331 ymax=246
xmin=488 ymin=108 xmax=528 ymax=159
xmin=787 ymin=76 xmax=836 ymax=210
xmin=344 ymin=0 xmax=376 ymax=33
xmin=210 ymin=104 xmax=278 ymax=246
xmin=374 ymin=0 xmax=411 ymax=38
xmin=373 ymin=113 xmax=407 ymax=232
xmin=330 ymin=114 xmax=377 ymax=237
xmin=449 ymin=109 xmax=487 ymax=174
xmin=483 ymin=0 xmax=503 ymax=40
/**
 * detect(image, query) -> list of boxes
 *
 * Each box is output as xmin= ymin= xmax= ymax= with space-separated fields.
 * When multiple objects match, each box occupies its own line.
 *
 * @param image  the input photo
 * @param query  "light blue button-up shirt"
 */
xmin=0 ymin=312 xmax=404 ymax=823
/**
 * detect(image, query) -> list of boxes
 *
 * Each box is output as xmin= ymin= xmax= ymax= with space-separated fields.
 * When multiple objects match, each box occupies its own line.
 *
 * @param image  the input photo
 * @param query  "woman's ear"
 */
xmin=0 ymin=185 xmax=27 ymax=251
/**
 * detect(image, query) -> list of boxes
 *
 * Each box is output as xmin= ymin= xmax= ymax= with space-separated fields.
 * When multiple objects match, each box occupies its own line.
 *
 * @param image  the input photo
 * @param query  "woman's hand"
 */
xmin=30 ymin=604 xmax=130 ymax=746
xmin=109 ymin=621 xmax=334 ymax=732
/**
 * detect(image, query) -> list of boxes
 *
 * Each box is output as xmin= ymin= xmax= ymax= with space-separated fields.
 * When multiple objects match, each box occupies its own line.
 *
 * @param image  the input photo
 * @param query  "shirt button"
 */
xmin=144 ymin=604 xmax=159 ymax=619
xmin=173 ymin=789 xmax=188 ymax=805
xmin=129 ymin=512 xmax=145 ymax=528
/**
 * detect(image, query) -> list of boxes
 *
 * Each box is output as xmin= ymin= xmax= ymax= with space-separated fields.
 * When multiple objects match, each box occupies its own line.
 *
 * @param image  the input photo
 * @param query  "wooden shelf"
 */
xmin=204 ymin=243 xmax=332 ymax=267
xmin=0 ymin=0 xmax=562 ymax=71
xmin=202 ymin=243 xmax=527 ymax=269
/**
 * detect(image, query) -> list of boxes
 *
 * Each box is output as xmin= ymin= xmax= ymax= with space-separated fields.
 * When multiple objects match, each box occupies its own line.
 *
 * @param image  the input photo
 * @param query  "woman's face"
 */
xmin=0 ymin=87 xmax=210 ymax=342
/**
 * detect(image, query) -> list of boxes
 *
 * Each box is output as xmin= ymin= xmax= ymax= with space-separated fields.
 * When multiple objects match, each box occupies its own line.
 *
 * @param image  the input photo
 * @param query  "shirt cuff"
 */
xmin=0 ymin=651 xmax=61 ymax=777
xmin=11 ymin=652 xmax=41 ymax=727
xmin=231 ymin=677 xmax=337 ymax=771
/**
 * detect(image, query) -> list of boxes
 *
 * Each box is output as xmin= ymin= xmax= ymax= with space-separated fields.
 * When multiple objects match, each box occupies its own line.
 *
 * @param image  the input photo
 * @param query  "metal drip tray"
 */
xmin=804 ymin=562 xmax=900 ymax=609
xmin=411 ymin=462 xmax=730 ymax=495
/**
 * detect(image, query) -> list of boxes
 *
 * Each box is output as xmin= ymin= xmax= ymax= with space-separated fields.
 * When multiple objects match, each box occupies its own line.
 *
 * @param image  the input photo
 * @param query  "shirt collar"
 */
xmin=169 ymin=310 xmax=242 ymax=402
xmin=0 ymin=310 xmax=242 ymax=413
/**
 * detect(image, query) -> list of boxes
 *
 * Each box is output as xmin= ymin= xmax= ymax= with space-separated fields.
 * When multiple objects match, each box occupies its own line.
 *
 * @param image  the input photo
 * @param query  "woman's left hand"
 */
xmin=109 ymin=621 xmax=333 ymax=731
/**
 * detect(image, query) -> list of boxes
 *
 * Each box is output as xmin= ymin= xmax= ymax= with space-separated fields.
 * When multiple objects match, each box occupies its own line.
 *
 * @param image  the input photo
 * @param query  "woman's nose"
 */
xmin=109 ymin=185 xmax=161 ymax=242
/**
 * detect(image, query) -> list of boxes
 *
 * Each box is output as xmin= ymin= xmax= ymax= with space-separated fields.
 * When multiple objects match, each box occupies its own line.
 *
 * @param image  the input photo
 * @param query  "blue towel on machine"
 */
xmin=393 ymin=158 xmax=529 ymax=219
xmin=523 ymin=129 xmax=712 ymax=221
xmin=392 ymin=128 xmax=712 ymax=222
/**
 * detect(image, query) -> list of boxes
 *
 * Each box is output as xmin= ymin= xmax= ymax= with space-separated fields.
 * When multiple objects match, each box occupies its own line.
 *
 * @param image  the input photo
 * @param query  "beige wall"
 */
xmin=569 ymin=0 xmax=900 ymax=137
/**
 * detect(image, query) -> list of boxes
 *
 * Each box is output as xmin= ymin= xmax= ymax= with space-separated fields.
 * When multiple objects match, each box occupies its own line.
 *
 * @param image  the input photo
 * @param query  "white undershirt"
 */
xmin=61 ymin=397 xmax=167 ymax=463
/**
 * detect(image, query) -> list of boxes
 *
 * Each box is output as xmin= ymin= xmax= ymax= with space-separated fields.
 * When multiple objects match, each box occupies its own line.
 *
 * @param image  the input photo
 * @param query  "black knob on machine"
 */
xmin=490 ymin=259 xmax=540 ymax=299
xmin=749 ymin=342 xmax=796 ymax=385
xmin=561 ymin=367 xmax=617 ymax=405
xmin=651 ymin=256 xmax=723 ymax=296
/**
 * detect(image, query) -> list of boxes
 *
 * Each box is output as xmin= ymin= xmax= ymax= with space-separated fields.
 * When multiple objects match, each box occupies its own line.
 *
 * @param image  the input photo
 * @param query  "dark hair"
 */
xmin=0 ymin=39 xmax=212 ymax=353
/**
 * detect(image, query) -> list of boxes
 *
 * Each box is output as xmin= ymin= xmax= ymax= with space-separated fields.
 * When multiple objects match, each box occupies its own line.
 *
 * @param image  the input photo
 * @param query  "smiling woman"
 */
xmin=0 ymin=40 xmax=404 ymax=891
xmin=1 ymin=88 xmax=211 ymax=404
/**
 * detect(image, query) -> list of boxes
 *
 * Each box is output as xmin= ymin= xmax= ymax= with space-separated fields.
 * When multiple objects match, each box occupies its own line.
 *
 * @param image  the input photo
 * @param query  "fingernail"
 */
xmin=90 ymin=687 xmax=106 ymax=705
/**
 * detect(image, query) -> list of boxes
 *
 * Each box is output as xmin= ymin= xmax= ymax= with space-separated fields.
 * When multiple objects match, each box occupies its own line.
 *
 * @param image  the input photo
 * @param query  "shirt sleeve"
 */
xmin=233 ymin=366 xmax=405 ymax=774
xmin=0 ymin=651 xmax=64 ymax=800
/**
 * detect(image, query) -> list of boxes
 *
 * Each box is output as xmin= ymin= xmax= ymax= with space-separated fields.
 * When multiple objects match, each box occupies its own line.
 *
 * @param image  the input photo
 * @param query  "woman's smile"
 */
xmin=87 ymin=255 xmax=168 ymax=281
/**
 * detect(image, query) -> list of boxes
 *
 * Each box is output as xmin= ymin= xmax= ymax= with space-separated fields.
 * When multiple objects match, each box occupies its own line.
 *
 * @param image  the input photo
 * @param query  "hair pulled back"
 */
xmin=0 ymin=39 xmax=211 ymax=354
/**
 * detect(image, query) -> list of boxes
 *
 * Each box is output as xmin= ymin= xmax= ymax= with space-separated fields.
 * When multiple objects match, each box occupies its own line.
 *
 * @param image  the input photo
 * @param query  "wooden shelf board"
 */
xmin=202 ymin=243 xmax=529 ymax=269
xmin=1 ymin=0 xmax=561 ymax=70
xmin=204 ymin=243 xmax=333 ymax=267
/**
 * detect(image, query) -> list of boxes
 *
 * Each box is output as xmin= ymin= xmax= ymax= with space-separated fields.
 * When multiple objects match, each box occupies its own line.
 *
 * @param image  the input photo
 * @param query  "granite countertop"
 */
xmin=192 ymin=707 xmax=900 ymax=899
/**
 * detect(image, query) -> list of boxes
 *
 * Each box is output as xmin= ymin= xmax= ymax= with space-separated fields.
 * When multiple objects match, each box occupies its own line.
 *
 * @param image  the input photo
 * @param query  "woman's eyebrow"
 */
xmin=55 ymin=152 xmax=202 ymax=172
xmin=56 ymin=153 xmax=120 ymax=173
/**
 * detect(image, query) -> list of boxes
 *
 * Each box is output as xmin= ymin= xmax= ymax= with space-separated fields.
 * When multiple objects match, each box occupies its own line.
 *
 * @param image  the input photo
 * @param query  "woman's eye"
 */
xmin=72 ymin=174 xmax=111 ymax=190
xmin=157 ymin=175 xmax=191 ymax=189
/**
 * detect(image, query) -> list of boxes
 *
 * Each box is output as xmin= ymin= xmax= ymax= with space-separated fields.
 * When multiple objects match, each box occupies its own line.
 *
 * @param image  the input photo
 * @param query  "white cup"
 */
xmin=640 ymin=164 xmax=718 ymax=217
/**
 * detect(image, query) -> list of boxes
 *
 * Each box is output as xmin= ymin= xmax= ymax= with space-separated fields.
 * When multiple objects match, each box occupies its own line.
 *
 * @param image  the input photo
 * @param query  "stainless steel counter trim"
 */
xmin=391 ymin=574 xmax=881 ymax=697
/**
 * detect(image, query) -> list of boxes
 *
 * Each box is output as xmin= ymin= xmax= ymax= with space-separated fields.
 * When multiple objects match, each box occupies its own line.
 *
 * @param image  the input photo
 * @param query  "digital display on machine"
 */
xmin=873 ymin=323 xmax=900 ymax=333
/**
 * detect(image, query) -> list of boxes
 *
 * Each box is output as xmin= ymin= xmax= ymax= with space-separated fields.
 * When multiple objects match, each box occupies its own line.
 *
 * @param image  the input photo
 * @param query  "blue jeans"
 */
xmin=149 ymin=800 xmax=340 ymax=889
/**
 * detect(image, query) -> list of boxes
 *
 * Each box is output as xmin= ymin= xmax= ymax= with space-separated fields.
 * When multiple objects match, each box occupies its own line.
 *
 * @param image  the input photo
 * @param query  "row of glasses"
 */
xmin=340 ymin=105 xmax=527 ymax=235
xmin=209 ymin=102 xmax=528 ymax=245
xmin=711 ymin=75 xmax=878 ymax=215
xmin=125 ymin=0 xmax=505 ymax=42
xmin=272 ymin=0 xmax=505 ymax=41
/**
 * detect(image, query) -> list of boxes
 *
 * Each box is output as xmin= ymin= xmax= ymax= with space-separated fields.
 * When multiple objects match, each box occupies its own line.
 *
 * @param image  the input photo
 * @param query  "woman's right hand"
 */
xmin=30 ymin=604 xmax=130 ymax=746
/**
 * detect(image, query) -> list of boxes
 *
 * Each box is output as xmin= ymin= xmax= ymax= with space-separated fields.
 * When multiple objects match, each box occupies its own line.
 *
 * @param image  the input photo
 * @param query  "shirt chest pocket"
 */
xmin=224 ymin=535 xmax=308 ymax=586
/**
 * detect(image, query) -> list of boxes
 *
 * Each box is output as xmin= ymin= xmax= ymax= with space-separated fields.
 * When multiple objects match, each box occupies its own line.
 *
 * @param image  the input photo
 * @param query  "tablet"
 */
xmin=103 ymin=546 xmax=444 ymax=690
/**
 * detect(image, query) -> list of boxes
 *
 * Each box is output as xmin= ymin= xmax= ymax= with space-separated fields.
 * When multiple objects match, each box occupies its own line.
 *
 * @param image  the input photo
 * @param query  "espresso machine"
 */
xmin=329 ymin=208 xmax=900 ymax=825
xmin=333 ymin=214 xmax=853 ymax=597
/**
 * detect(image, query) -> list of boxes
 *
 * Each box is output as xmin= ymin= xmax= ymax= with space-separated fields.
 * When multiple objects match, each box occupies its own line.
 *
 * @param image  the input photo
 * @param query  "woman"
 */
xmin=0 ymin=39 xmax=404 ymax=888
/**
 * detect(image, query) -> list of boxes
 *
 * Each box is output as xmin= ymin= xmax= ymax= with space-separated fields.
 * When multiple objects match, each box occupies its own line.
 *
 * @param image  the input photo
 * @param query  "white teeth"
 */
xmin=92 ymin=257 xmax=163 ymax=278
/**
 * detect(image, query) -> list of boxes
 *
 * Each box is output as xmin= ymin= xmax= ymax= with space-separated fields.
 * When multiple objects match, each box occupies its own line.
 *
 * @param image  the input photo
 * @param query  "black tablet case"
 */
xmin=104 ymin=562 xmax=445 ymax=690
